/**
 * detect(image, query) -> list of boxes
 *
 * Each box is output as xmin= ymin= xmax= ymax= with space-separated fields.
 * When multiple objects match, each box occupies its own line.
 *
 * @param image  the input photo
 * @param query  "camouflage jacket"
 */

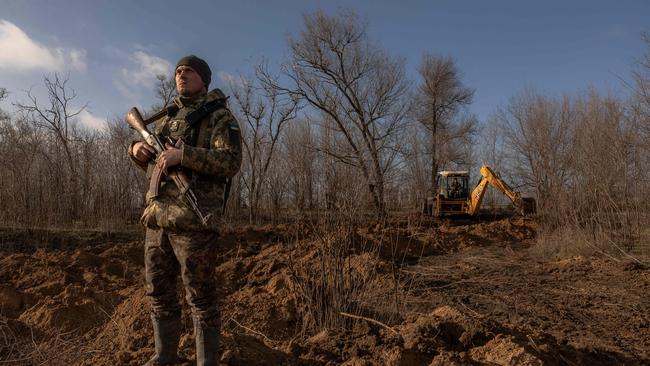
xmin=128 ymin=88 xmax=242 ymax=232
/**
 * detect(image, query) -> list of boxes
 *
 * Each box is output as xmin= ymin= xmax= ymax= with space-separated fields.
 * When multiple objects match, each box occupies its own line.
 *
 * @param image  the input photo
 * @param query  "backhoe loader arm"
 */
xmin=467 ymin=165 xmax=523 ymax=215
xmin=467 ymin=175 xmax=490 ymax=215
xmin=481 ymin=165 xmax=522 ymax=204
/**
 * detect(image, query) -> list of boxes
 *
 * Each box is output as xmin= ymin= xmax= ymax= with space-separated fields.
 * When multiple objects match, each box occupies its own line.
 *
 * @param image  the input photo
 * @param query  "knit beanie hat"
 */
xmin=176 ymin=55 xmax=211 ymax=88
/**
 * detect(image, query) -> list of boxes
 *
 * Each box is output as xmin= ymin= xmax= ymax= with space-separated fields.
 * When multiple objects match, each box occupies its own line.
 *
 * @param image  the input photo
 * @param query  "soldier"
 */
xmin=128 ymin=55 xmax=242 ymax=366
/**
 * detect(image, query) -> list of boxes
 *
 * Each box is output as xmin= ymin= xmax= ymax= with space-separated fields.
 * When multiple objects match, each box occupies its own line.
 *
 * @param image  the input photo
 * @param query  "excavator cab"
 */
xmin=423 ymin=171 xmax=471 ymax=216
xmin=437 ymin=171 xmax=470 ymax=200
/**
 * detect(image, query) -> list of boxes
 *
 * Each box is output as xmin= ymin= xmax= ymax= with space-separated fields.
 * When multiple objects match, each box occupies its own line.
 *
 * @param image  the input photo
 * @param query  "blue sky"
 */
xmin=0 ymin=0 xmax=648 ymax=129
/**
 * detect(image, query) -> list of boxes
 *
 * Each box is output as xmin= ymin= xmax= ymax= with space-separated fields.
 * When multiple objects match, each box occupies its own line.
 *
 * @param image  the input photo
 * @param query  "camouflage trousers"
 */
xmin=144 ymin=228 xmax=220 ymax=327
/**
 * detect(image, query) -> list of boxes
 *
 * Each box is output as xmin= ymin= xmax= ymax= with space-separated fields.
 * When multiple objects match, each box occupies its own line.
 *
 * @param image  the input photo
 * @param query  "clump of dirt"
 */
xmin=401 ymin=306 xmax=481 ymax=354
xmin=396 ymin=305 xmax=549 ymax=365
xmin=468 ymin=334 xmax=543 ymax=365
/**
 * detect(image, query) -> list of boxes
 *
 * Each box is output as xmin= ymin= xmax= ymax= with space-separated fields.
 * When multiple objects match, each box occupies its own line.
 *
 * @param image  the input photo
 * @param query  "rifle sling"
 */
xmin=185 ymin=98 xmax=226 ymax=128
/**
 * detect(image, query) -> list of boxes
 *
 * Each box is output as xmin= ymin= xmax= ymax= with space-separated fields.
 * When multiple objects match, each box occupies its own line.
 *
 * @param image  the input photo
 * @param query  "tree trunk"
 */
xmin=430 ymin=113 xmax=438 ymax=197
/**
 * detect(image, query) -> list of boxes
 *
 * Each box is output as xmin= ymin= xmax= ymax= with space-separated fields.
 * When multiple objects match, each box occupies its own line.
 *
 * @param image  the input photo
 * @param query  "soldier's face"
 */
xmin=175 ymin=65 xmax=205 ymax=97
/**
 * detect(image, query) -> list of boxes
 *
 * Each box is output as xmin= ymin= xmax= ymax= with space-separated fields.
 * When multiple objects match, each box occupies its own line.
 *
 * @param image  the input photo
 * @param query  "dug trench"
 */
xmin=0 ymin=217 xmax=648 ymax=365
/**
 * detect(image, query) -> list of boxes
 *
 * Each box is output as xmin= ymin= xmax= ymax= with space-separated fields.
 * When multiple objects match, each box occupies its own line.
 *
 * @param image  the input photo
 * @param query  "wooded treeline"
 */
xmin=0 ymin=10 xmax=648 ymax=256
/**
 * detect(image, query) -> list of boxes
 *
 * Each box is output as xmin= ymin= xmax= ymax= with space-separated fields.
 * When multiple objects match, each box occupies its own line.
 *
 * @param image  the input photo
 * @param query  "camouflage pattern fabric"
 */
xmin=144 ymin=228 xmax=221 ymax=328
xmin=129 ymin=88 xmax=242 ymax=232
xmin=128 ymin=85 xmax=236 ymax=364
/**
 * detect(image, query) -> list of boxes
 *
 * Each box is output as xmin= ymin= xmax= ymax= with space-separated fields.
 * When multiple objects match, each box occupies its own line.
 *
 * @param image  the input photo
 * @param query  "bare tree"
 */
xmin=414 ymin=54 xmax=475 ymax=196
xmin=262 ymin=9 xmax=409 ymax=216
xmin=631 ymin=33 xmax=650 ymax=145
xmin=14 ymin=73 xmax=87 ymax=221
xmin=155 ymin=74 xmax=177 ymax=108
xmin=478 ymin=115 xmax=508 ymax=210
xmin=284 ymin=120 xmax=317 ymax=211
xmin=0 ymin=74 xmax=189 ymax=229
xmin=494 ymin=89 xmax=576 ymax=223
xmin=401 ymin=128 xmax=429 ymax=207
xmin=0 ymin=117 xmax=39 ymax=226
xmin=0 ymin=87 xmax=8 ymax=121
xmin=229 ymin=66 xmax=299 ymax=223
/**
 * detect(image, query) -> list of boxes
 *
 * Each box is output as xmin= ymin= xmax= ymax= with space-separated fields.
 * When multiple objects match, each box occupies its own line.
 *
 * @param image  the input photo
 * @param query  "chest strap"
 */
xmin=185 ymin=97 xmax=228 ymax=128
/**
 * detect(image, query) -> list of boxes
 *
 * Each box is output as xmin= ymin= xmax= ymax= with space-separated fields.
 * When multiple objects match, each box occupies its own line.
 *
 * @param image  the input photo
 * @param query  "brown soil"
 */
xmin=0 ymin=217 xmax=648 ymax=365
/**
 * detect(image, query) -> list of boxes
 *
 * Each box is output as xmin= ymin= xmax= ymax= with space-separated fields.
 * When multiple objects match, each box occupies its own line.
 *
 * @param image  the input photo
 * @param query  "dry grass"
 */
xmin=0 ymin=319 xmax=89 ymax=365
xmin=286 ymin=214 xmax=376 ymax=335
xmin=531 ymin=222 xmax=649 ymax=264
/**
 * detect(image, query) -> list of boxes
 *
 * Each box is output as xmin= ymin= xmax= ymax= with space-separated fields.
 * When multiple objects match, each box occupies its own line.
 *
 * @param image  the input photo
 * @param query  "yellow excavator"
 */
xmin=423 ymin=165 xmax=536 ymax=217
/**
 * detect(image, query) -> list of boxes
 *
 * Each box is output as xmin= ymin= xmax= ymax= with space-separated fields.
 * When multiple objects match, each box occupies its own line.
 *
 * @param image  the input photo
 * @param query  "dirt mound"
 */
xmin=397 ymin=305 xmax=545 ymax=365
xmin=400 ymin=306 xmax=481 ymax=353
xmin=279 ymin=304 xmax=550 ymax=365
xmin=80 ymin=287 xmax=155 ymax=365
xmin=468 ymin=334 xmax=542 ymax=365
xmin=355 ymin=217 xmax=538 ymax=263
xmin=0 ymin=219 xmax=648 ymax=365
xmin=19 ymin=284 xmax=121 ymax=334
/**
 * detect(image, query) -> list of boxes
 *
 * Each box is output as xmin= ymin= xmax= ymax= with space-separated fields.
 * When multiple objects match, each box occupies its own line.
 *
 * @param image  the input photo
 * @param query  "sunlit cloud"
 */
xmin=114 ymin=49 xmax=172 ymax=104
xmin=217 ymin=71 xmax=246 ymax=89
xmin=0 ymin=20 xmax=87 ymax=72
xmin=122 ymin=50 xmax=171 ymax=85
xmin=77 ymin=109 xmax=106 ymax=131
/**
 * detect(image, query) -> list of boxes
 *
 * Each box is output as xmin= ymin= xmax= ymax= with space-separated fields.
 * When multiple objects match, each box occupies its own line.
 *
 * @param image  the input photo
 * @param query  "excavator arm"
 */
xmin=467 ymin=165 xmax=533 ymax=215
xmin=467 ymin=173 xmax=490 ymax=216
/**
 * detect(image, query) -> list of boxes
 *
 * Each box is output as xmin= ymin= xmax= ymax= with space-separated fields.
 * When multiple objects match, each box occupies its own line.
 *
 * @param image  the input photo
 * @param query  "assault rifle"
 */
xmin=126 ymin=107 xmax=211 ymax=226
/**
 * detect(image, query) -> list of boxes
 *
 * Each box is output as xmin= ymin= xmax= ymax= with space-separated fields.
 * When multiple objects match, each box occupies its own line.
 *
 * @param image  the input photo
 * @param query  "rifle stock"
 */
xmin=127 ymin=108 xmax=160 ymax=154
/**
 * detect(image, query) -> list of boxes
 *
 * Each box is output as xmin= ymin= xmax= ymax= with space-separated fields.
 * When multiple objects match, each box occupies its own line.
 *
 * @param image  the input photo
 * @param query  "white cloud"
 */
xmin=77 ymin=109 xmax=106 ymax=131
xmin=0 ymin=20 xmax=87 ymax=72
xmin=114 ymin=50 xmax=172 ymax=102
xmin=217 ymin=71 xmax=246 ymax=89
xmin=123 ymin=50 xmax=171 ymax=85
xmin=69 ymin=49 xmax=87 ymax=73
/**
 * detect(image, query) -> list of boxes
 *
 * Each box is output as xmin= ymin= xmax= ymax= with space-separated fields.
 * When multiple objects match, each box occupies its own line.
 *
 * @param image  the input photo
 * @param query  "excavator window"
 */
xmin=438 ymin=175 xmax=469 ymax=200
xmin=437 ymin=175 xmax=446 ymax=196
xmin=451 ymin=178 xmax=461 ymax=198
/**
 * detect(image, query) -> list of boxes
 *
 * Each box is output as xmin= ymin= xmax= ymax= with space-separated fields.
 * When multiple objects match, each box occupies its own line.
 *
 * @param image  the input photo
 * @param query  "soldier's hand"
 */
xmin=158 ymin=143 xmax=182 ymax=174
xmin=133 ymin=141 xmax=155 ymax=163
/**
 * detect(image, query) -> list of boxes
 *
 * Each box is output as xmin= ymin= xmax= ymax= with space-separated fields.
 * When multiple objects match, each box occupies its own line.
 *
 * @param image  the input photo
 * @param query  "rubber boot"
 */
xmin=194 ymin=318 xmax=219 ymax=366
xmin=144 ymin=315 xmax=181 ymax=366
